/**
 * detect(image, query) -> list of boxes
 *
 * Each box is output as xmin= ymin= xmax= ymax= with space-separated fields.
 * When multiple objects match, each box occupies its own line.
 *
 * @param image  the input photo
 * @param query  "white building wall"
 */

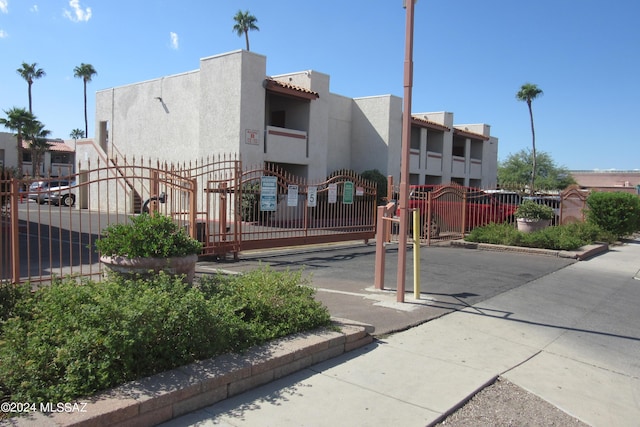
xmin=95 ymin=71 xmax=200 ymax=162
xmin=200 ymin=50 xmax=267 ymax=165
xmin=327 ymin=93 xmax=353 ymax=173
xmin=483 ymin=136 xmax=499 ymax=187
xmin=351 ymin=95 xmax=402 ymax=178
xmin=0 ymin=132 xmax=18 ymax=169
xmin=91 ymin=49 xmax=498 ymax=189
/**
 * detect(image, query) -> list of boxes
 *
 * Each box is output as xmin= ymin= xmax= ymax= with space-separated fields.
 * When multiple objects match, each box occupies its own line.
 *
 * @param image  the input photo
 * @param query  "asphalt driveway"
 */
xmin=196 ymin=242 xmax=576 ymax=336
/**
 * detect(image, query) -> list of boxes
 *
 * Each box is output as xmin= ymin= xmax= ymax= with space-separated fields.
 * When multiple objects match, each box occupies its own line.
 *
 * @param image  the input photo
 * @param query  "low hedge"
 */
xmin=0 ymin=267 xmax=331 ymax=404
xmin=464 ymin=221 xmax=612 ymax=251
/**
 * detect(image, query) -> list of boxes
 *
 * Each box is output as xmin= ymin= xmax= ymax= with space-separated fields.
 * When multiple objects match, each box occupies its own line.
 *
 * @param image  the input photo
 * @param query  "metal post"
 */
xmin=396 ymin=0 xmax=416 ymax=303
xmin=374 ymin=205 xmax=387 ymax=290
xmin=10 ymin=179 xmax=20 ymax=283
xmin=413 ymin=209 xmax=420 ymax=299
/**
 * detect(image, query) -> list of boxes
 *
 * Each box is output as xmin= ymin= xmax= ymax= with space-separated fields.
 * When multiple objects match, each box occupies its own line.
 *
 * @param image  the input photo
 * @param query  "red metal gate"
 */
xmin=1 ymin=158 xmax=377 ymax=285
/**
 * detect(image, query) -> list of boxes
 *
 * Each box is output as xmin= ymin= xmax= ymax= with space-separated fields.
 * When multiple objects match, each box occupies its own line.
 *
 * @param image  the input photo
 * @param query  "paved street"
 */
xmin=165 ymin=240 xmax=640 ymax=426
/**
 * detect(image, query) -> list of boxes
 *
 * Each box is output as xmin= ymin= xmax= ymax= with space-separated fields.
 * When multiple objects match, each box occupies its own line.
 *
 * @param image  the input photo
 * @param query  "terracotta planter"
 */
xmin=100 ymin=254 xmax=198 ymax=283
xmin=516 ymin=218 xmax=550 ymax=233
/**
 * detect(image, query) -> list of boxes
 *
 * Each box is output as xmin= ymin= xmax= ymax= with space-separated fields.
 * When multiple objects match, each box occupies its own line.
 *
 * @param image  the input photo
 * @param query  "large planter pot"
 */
xmin=516 ymin=218 xmax=550 ymax=233
xmin=100 ymin=254 xmax=198 ymax=283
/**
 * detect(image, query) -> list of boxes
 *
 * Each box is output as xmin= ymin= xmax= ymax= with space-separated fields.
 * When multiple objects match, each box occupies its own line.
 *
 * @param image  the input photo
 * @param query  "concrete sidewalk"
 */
xmin=163 ymin=240 xmax=640 ymax=427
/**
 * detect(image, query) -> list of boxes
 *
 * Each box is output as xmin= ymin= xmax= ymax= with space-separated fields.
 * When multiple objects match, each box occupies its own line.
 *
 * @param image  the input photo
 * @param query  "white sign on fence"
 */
xmin=308 ymin=186 xmax=317 ymax=207
xmin=328 ymin=184 xmax=337 ymax=204
xmin=260 ymin=176 xmax=277 ymax=211
xmin=287 ymin=184 xmax=299 ymax=207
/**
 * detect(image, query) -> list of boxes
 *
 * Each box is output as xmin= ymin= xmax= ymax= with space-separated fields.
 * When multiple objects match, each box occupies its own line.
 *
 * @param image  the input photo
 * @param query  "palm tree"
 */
xmin=73 ymin=63 xmax=98 ymax=137
xmin=232 ymin=10 xmax=259 ymax=51
xmin=0 ymin=107 xmax=37 ymax=174
xmin=516 ymin=83 xmax=544 ymax=194
xmin=17 ymin=62 xmax=46 ymax=114
xmin=70 ymin=128 xmax=84 ymax=153
xmin=23 ymin=120 xmax=51 ymax=177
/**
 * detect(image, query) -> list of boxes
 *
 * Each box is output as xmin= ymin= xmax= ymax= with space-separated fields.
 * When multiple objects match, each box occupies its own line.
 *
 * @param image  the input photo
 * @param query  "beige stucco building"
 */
xmin=90 ymin=49 xmax=498 ymax=187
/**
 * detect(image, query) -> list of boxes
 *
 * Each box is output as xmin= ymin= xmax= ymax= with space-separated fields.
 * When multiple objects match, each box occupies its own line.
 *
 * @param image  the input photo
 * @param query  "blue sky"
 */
xmin=1 ymin=0 xmax=638 ymax=171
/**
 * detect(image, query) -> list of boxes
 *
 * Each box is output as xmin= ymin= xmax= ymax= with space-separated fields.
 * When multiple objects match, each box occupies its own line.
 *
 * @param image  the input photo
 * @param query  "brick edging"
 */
xmin=13 ymin=323 xmax=373 ymax=427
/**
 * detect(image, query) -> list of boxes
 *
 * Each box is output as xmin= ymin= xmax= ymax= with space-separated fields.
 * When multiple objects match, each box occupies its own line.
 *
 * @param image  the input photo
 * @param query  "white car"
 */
xmin=45 ymin=182 xmax=76 ymax=207
xmin=29 ymin=179 xmax=70 ymax=203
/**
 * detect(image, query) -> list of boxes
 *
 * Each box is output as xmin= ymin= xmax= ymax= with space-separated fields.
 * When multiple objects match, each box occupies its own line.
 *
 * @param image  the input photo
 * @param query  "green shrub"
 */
xmin=95 ymin=213 xmax=202 ymax=258
xmin=0 ymin=274 xmax=235 ymax=402
xmin=241 ymin=181 xmax=261 ymax=222
xmin=361 ymin=169 xmax=388 ymax=205
xmin=514 ymin=200 xmax=555 ymax=220
xmin=465 ymin=221 xmax=612 ymax=251
xmin=0 ymin=267 xmax=331 ymax=404
xmin=0 ymin=282 xmax=31 ymax=324
xmin=585 ymin=191 xmax=640 ymax=239
xmin=200 ymin=267 xmax=332 ymax=342
xmin=465 ymin=223 xmax=522 ymax=246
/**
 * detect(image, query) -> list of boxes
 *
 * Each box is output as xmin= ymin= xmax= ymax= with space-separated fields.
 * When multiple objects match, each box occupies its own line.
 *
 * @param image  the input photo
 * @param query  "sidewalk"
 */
xmin=163 ymin=239 xmax=640 ymax=426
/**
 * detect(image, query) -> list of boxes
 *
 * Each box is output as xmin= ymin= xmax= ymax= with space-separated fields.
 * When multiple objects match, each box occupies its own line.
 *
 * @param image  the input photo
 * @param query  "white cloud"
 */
xmin=30 ymin=5 xmax=39 ymax=13
xmin=0 ymin=1 xmax=8 ymax=14
xmin=0 ymin=29 xmax=7 ymax=38
xmin=169 ymin=32 xmax=179 ymax=50
xmin=63 ymin=0 xmax=91 ymax=22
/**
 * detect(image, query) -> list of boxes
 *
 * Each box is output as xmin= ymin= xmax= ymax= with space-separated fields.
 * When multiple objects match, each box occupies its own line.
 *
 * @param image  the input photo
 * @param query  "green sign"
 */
xmin=343 ymin=181 xmax=354 ymax=204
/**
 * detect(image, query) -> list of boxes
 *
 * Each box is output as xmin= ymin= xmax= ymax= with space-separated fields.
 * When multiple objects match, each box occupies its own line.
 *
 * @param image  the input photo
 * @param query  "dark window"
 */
xmin=271 ymin=111 xmax=286 ymax=128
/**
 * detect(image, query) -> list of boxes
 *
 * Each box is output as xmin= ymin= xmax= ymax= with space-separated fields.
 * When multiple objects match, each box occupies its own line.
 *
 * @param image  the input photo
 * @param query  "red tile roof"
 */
xmin=265 ymin=78 xmax=319 ymax=100
xmin=453 ymin=127 xmax=490 ymax=141
xmin=21 ymin=141 xmax=75 ymax=152
xmin=411 ymin=116 xmax=450 ymax=132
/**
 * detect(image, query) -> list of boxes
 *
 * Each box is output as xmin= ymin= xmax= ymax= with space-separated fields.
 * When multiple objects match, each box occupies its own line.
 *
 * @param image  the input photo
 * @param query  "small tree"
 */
xmin=586 ymin=192 xmax=640 ymax=239
xmin=361 ymin=169 xmax=388 ymax=205
xmin=498 ymin=149 xmax=575 ymax=191
xmin=23 ymin=120 xmax=51 ymax=177
xmin=0 ymin=107 xmax=37 ymax=174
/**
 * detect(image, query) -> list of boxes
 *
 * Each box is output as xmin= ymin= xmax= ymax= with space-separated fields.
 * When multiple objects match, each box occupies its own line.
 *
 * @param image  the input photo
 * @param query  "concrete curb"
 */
xmin=450 ymin=240 xmax=609 ymax=261
xmin=11 ymin=322 xmax=373 ymax=427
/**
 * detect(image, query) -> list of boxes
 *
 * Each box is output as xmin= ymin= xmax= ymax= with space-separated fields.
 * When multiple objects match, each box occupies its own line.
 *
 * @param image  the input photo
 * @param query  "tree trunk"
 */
xmin=83 ymin=81 xmax=88 ymax=137
xmin=528 ymin=101 xmax=536 ymax=195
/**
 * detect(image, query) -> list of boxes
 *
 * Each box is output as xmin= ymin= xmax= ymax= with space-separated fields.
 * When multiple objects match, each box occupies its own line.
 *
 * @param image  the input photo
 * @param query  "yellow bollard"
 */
xmin=413 ymin=209 xmax=420 ymax=299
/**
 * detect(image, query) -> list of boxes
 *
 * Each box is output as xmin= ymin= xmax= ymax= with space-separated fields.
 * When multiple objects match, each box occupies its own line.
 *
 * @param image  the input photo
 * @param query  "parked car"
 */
xmin=405 ymin=185 xmax=520 ymax=237
xmin=28 ymin=180 xmax=71 ymax=204
xmin=484 ymin=189 xmax=523 ymax=206
xmin=45 ymin=182 xmax=77 ymax=207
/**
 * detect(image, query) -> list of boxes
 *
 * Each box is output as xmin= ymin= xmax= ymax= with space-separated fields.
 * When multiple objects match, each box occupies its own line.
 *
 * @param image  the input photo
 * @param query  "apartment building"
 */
xmin=85 ymin=49 xmax=498 ymax=187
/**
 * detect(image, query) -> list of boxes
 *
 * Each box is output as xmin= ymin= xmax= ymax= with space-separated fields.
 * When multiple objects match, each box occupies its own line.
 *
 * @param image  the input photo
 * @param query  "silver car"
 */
xmin=29 ymin=180 xmax=70 ymax=204
xmin=45 ymin=181 xmax=76 ymax=207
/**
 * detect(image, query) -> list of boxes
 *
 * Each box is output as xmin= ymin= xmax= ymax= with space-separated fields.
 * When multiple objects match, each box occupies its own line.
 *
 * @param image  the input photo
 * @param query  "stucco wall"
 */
xmin=327 ymin=93 xmax=353 ymax=173
xmin=351 ymin=95 xmax=402 ymax=178
xmin=0 ymin=132 xmax=18 ymax=169
xmin=200 ymin=51 xmax=267 ymax=164
xmin=95 ymin=71 xmax=200 ymax=163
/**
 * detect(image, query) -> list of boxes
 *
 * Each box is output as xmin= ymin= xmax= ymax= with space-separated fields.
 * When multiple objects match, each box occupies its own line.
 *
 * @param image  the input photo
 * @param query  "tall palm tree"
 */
xmin=0 ymin=107 xmax=36 ymax=174
xmin=17 ymin=62 xmax=46 ymax=114
xmin=516 ymin=83 xmax=543 ymax=194
xmin=232 ymin=10 xmax=259 ymax=51
xmin=24 ymin=120 xmax=51 ymax=177
xmin=73 ymin=63 xmax=97 ymax=137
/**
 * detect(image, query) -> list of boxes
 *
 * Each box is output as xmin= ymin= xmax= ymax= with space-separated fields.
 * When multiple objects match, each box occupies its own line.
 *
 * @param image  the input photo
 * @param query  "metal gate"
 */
xmin=1 ymin=157 xmax=377 ymax=285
